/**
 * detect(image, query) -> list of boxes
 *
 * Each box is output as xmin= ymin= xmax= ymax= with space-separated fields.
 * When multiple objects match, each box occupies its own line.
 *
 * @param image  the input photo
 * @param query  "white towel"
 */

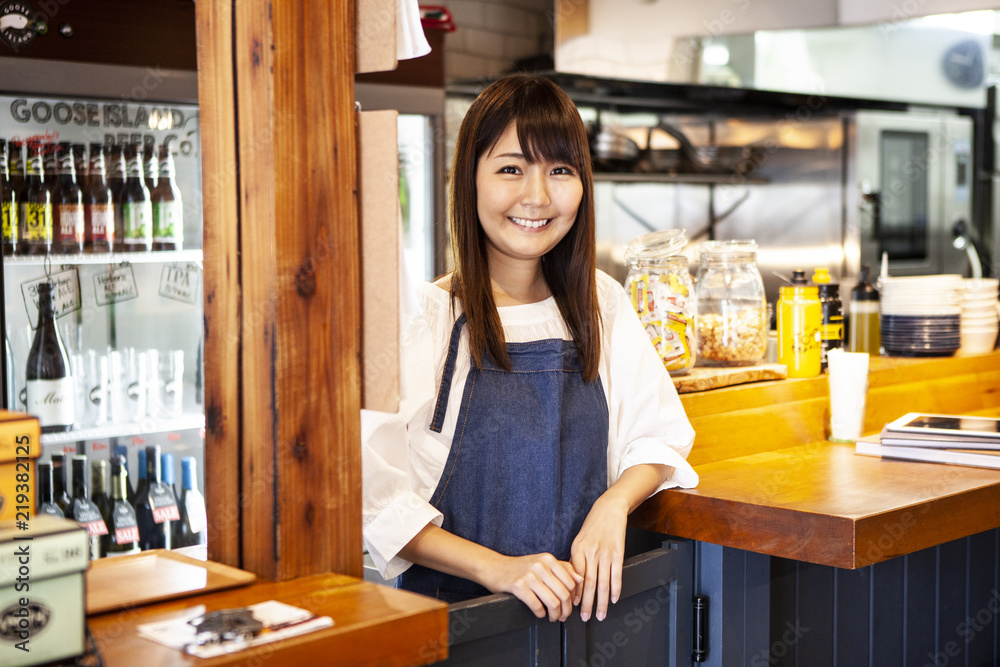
xmin=397 ymin=0 xmax=431 ymax=60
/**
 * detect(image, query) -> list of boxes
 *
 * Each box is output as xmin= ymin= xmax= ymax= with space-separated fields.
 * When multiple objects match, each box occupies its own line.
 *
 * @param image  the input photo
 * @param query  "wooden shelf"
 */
xmin=632 ymin=351 xmax=1000 ymax=569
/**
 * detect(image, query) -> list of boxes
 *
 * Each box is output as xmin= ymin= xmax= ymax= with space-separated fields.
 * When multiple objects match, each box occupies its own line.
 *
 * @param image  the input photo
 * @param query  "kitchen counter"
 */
xmin=631 ymin=350 xmax=1000 ymax=569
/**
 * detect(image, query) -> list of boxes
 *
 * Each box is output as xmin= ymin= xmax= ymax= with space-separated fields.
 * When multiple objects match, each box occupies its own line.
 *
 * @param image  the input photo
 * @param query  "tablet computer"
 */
xmin=885 ymin=413 xmax=1000 ymax=441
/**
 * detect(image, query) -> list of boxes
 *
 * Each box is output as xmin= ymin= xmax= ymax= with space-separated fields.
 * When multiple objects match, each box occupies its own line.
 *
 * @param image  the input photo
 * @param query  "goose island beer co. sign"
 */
xmin=0 ymin=1 xmax=46 ymax=51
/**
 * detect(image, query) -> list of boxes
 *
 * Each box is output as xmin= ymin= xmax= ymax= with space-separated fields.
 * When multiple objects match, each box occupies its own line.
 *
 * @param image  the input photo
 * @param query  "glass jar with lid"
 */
xmin=694 ymin=239 xmax=768 ymax=366
xmin=623 ymin=229 xmax=697 ymax=375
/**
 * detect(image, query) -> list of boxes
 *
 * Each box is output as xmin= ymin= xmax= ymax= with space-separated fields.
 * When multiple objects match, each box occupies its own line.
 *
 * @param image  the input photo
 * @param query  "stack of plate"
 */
xmin=880 ymin=274 xmax=963 ymax=357
xmin=959 ymin=278 xmax=999 ymax=355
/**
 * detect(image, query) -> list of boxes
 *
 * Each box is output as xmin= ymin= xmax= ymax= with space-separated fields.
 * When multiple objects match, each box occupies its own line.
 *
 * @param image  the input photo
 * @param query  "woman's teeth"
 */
xmin=510 ymin=217 xmax=551 ymax=229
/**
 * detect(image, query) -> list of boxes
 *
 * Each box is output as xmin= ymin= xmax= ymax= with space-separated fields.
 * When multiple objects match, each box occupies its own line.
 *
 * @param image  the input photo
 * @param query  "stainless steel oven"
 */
xmin=847 ymin=110 xmax=974 ymax=277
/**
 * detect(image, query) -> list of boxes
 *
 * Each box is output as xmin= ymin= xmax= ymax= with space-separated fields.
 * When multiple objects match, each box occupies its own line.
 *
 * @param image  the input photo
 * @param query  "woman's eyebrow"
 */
xmin=489 ymin=151 xmax=526 ymax=159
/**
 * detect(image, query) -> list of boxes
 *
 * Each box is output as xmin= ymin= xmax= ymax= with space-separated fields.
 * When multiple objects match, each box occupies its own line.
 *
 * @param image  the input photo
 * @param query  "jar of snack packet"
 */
xmin=694 ymin=240 xmax=768 ymax=366
xmin=624 ymin=229 xmax=697 ymax=375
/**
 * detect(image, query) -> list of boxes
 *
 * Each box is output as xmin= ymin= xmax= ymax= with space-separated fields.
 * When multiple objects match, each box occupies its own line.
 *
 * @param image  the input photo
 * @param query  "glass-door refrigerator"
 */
xmin=0 ymin=79 xmax=206 ymax=555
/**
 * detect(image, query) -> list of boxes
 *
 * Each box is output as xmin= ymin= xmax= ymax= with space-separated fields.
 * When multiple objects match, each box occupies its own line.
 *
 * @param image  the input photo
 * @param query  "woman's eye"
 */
xmin=498 ymin=165 xmax=521 ymax=174
xmin=551 ymin=166 xmax=576 ymax=176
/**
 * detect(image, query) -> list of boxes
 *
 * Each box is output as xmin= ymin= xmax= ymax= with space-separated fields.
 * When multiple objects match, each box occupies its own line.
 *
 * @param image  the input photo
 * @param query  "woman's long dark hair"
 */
xmin=449 ymin=74 xmax=601 ymax=382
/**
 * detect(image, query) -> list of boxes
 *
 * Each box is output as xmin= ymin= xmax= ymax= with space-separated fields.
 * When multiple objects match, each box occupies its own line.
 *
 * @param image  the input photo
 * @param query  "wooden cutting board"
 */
xmin=672 ymin=363 xmax=788 ymax=393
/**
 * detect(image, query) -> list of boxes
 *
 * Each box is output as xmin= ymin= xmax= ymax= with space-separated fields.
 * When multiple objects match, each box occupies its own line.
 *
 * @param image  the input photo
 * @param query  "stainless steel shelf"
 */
xmin=2 ymin=249 xmax=203 ymax=266
xmin=594 ymin=172 xmax=768 ymax=185
xmin=40 ymin=412 xmax=205 ymax=445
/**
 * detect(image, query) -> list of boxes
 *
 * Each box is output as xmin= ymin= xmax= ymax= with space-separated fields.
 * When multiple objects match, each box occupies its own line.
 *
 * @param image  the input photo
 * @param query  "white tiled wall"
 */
xmin=441 ymin=0 xmax=554 ymax=81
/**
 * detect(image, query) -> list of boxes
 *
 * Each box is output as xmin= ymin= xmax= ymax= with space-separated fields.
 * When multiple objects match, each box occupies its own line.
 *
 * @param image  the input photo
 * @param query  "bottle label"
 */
xmin=25 ymin=377 xmax=75 ymax=427
xmin=87 ymin=203 xmax=114 ymax=242
xmin=185 ymin=497 xmax=207 ymax=534
xmin=21 ymin=201 xmax=52 ymax=242
xmin=73 ymin=499 xmax=109 ymax=536
xmin=111 ymin=501 xmax=139 ymax=544
xmin=2 ymin=201 xmax=16 ymax=241
xmin=56 ymin=203 xmax=85 ymax=243
xmin=152 ymin=200 xmax=182 ymax=241
xmin=39 ymin=503 xmax=64 ymax=518
xmin=122 ymin=201 xmax=151 ymax=242
xmin=148 ymin=482 xmax=180 ymax=523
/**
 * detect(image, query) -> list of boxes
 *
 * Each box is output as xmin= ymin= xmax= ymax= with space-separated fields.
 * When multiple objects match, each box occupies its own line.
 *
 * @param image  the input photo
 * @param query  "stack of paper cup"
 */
xmin=827 ymin=349 xmax=870 ymax=442
xmin=959 ymin=278 xmax=999 ymax=355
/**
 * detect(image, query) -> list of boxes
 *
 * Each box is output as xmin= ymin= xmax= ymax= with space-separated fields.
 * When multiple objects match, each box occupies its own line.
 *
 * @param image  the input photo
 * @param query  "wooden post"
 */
xmin=197 ymin=0 xmax=362 ymax=580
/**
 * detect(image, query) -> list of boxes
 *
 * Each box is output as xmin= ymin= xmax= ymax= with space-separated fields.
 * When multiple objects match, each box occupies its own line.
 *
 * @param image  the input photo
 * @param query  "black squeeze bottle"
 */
xmin=19 ymin=142 xmax=53 ymax=255
xmin=136 ymin=445 xmax=178 ymax=550
xmin=36 ymin=460 xmax=66 ymax=518
xmin=71 ymin=454 xmax=108 ymax=560
xmin=174 ymin=456 xmax=207 ymax=548
xmin=50 ymin=452 xmax=73 ymax=515
xmin=104 ymin=454 xmax=140 ymax=556
xmin=0 ymin=138 xmax=17 ymax=256
xmin=25 ymin=282 xmax=75 ymax=432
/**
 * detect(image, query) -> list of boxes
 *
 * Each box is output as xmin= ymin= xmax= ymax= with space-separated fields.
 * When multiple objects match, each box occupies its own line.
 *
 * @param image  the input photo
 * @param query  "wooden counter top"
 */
xmin=87 ymin=572 xmax=448 ymax=666
xmin=632 ymin=351 xmax=1000 ymax=569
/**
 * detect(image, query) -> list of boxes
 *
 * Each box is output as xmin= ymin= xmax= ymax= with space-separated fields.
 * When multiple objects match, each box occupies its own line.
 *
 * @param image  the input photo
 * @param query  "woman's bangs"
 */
xmin=515 ymin=111 xmax=585 ymax=170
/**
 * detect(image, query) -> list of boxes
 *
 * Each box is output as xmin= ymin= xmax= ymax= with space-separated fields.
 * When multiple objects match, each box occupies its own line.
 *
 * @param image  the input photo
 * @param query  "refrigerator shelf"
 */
xmin=2 ymin=250 xmax=204 ymax=267
xmin=40 ymin=411 xmax=205 ymax=445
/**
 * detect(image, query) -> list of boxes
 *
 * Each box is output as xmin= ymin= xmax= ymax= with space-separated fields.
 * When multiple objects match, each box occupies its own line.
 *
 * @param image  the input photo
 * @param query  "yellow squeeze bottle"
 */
xmin=777 ymin=270 xmax=822 ymax=378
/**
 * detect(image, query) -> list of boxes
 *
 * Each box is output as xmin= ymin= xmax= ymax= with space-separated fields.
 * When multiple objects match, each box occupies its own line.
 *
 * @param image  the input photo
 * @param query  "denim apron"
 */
xmin=398 ymin=314 xmax=610 ymax=602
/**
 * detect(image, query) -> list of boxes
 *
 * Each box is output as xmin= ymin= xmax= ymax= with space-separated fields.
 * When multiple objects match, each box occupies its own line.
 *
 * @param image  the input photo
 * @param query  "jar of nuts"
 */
xmin=624 ymin=230 xmax=697 ymax=375
xmin=694 ymin=240 xmax=768 ymax=366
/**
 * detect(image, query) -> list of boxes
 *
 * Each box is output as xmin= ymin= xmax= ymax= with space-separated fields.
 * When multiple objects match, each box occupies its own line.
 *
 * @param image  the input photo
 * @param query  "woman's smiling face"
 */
xmin=475 ymin=121 xmax=583 ymax=270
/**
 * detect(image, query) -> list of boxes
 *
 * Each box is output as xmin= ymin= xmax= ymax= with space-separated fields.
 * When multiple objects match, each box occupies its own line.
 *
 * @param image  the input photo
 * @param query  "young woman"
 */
xmin=363 ymin=75 xmax=697 ymax=624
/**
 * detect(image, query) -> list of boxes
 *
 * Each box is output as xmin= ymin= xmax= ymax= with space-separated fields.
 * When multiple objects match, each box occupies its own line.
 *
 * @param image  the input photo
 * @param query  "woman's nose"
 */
xmin=521 ymin=171 xmax=550 ymax=206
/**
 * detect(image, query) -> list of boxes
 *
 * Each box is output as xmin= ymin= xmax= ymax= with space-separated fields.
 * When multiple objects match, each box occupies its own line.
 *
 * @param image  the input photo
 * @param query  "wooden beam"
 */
xmin=197 ymin=0 xmax=362 ymax=580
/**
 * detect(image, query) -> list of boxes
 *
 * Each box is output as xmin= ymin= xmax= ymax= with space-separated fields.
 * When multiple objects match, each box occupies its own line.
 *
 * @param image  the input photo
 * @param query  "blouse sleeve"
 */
xmin=361 ymin=291 xmax=449 ymax=580
xmin=600 ymin=273 xmax=699 ymax=493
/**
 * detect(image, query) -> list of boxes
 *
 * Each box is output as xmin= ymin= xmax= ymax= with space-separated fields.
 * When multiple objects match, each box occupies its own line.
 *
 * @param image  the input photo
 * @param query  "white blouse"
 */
xmin=362 ymin=270 xmax=698 ymax=579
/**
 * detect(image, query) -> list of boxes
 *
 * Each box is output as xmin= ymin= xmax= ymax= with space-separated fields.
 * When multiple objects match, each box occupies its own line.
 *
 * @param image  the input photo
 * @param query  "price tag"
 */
xmin=21 ymin=268 xmax=82 ymax=326
xmin=159 ymin=263 xmax=200 ymax=304
xmin=93 ymin=264 xmax=139 ymax=306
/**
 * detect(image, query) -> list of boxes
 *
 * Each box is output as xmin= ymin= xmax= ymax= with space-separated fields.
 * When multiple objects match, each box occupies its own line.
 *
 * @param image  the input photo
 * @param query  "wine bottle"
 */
xmin=104 ymin=454 xmax=140 ymax=556
xmin=91 ymin=459 xmax=113 ymax=557
xmin=174 ymin=456 xmax=207 ymax=548
xmin=36 ymin=460 xmax=65 ymax=518
xmin=52 ymin=142 xmax=84 ymax=255
xmin=161 ymin=452 xmax=177 ymax=501
xmin=50 ymin=452 xmax=72 ymax=515
xmin=113 ymin=444 xmax=137 ymax=506
xmin=70 ymin=454 xmax=108 ymax=560
xmin=84 ymin=143 xmax=114 ymax=254
xmin=150 ymin=143 xmax=182 ymax=251
xmin=136 ymin=445 xmax=178 ymax=550
xmin=134 ymin=446 xmax=148 ymax=507
xmin=9 ymin=140 xmax=24 ymax=198
xmin=119 ymin=143 xmax=151 ymax=252
xmin=25 ymin=281 xmax=75 ymax=433
xmin=19 ymin=142 xmax=53 ymax=256
xmin=0 ymin=138 xmax=17 ymax=256
xmin=4 ymin=328 xmax=16 ymax=411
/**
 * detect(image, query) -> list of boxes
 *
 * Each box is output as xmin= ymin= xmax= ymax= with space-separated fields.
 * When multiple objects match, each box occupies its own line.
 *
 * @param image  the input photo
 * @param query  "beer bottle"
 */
xmin=72 ymin=143 xmax=89 ymax=193
xmin=107 ymin=144 xmax=126 ymax=252
xmin=119 ymin=143 xmax=152 ymax=252
xmin=9 ymin=140 xmax=24 ymax=196
xmin=0 ymin=139 xmax=17 ymax=256
xmin=19 ymin=142 xmax=53 ymax=256
xmin=52 ymin=143 xmax=84 ymax=255
xmin=84 ymin=143 xmax=114 ymax=254
xmin=144 ymin=141 xmax=158 ymax=191
xmin=42 ymin=142 xmax=59 ymax=192
xmin=151 ymin=143 xmax=183 ymax=251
